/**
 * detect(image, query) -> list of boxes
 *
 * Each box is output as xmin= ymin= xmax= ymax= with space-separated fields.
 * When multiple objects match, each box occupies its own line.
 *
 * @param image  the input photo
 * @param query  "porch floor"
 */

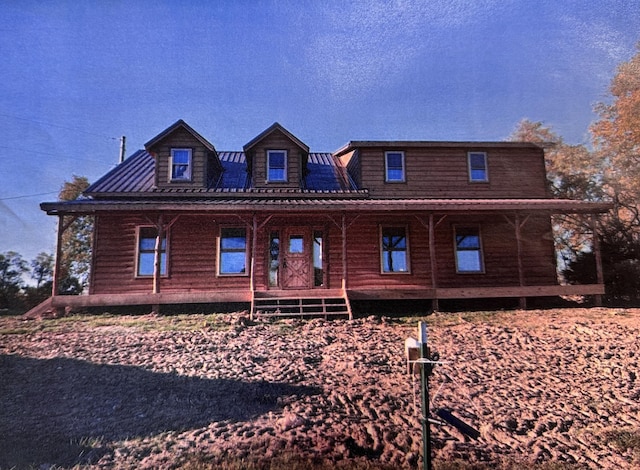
xmin=29 ymin=283 xmax=604 ymax=318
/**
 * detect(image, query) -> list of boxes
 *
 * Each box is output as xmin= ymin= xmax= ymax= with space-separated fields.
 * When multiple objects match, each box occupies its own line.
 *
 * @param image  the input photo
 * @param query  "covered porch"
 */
xmin=37 ymin=197 xmax=611 ymax=318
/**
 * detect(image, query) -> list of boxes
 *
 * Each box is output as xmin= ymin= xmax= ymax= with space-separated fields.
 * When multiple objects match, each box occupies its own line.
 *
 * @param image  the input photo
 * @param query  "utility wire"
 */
xmin=0 ymin=191 xmax=59 ymax=201
xmin=0 ymin=112 xmax=119 ymax=141
xmin=0 ymin=145 xmax=117 ymax=167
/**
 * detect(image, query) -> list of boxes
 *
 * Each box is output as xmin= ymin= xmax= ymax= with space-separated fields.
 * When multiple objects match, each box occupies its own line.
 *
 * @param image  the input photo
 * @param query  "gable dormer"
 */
xmin=243 ymin=123 xmax=309 ymax=189
xmin=145 ymin=120 xmax=222 ymax=189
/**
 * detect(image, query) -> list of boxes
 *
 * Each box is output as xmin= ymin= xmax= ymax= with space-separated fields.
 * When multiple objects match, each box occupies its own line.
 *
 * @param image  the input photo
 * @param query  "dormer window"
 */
xmin=267 ymin=150 xmax=287 ymax=182
xmin=171 ymin=148 xmax=192 ymax=181
xmin=468 ymin=152 xmax=488 ymax=182
xmin=385 ymin=151 xmax=405 ymax=182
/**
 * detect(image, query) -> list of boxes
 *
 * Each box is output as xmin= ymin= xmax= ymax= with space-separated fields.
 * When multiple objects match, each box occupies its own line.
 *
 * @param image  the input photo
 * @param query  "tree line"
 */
xmin=0 ymin=176 xmax=90 ymax=313
xmin=510 ymin=44 xmax=640 ymax=304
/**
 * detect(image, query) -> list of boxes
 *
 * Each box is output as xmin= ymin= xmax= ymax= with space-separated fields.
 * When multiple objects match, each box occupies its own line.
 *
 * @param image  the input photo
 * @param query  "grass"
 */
xmin=602 ymin=428 xmax=640 ymax=455
xmin=0 ymin=312 xmax=237 ymax=336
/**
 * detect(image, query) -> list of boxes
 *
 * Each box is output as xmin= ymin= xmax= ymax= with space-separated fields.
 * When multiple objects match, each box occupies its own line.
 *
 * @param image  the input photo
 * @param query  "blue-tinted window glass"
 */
xmin=456 ymin=251 xmax=482 ymax=272
xmin=269 ymin=232 xmax=280 ymax=287
xmin=268 ymin=150 xmax=287 ymax=182
xmin=220 ymin=228 xmax=247 ymax=275
xmin=382 ymin=227 xmax=408 ymax=273
xmin=314 ymin=231 xmax=324 ymax=287
xmin=137 ymin=227 xmax=166 ymax=276
xmin=383 ymin=251 xmax=407 ymax=273
xmin=171 ymin=149 xmax=191 ymax=180
xmin=469 ymin=152 xmax=487 ymax=181
xmin=220 ymin=252 xmax=246 ymax=274
xmin=386 ymin=152 xmax=405 ymax=182
xmin=289 ymin=236 xmax=304 ymax=253
xmin=456 ymin=234 xmax=480 ymax=249
xmin=455 ymin=228 xmax=483 ymax=273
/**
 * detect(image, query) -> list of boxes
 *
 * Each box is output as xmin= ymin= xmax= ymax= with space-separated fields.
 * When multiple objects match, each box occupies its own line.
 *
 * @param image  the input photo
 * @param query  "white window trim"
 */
xmin=217 ymin=226 xmax=249 ymax=277
xmin=135 ymin=225 xmax=169 ymax=278
xmin=379 ymin=225 xmax=411 ymax=274
xmin=170 ymin=148 xmax=193 ymax=182
xmin=453 ymin=225 xmax=485 ymax=274
xmin=467 ymin=151 xmax=489 ymax=182
xmin=267 ymin=149 xmax=288 ymax=183
xmin=384 ymin=151 xmax=406 ymax=183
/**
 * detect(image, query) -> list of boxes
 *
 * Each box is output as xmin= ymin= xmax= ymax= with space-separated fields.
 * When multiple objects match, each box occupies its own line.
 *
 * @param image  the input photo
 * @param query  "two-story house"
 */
xmin=39 ymin=120 xmax=610 ymax=318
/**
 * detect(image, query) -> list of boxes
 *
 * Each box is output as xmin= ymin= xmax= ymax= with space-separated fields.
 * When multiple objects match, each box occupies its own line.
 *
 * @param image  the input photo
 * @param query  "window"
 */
xmin=267 ymin=150 xmax=287 ymax=182
xmin=219 ymin=227 xmax=247 ymax=275
xmin=137 ymin=227 xmax=167 ymax=276
xmin=313 ymin=231 xmax=324 ymax=287
xmin=381 ymin=226 xmax=409 ymax=273
xmin=268 ymin=231 xmax=280 ymax=287
xmin=289 ymin=235 xmax=304 ymax=253
xmin=385 ymin=151 xmax=405 ymax=182
xmin=468 ymin=152 xmax=488 ymax=182
xmin=171 ymin=148 xmax=192 ymax=181
xmin=455 ymin=227 xmax=484 ymax=273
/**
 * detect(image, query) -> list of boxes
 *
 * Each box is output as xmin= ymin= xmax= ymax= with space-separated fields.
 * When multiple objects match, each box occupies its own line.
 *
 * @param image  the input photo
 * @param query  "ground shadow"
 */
xmin=0 ymin=354 xmax=320 ymax=469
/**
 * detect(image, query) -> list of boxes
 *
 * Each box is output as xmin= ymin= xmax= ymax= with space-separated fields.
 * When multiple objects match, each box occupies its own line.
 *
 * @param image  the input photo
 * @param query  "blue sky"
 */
xmin=1 ymin=0 xmax=639 ymax=265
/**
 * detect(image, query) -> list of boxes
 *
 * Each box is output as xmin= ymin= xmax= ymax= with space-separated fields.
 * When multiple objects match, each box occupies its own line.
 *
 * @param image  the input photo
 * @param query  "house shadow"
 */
xmin=0 ymin=354 xmax=320 ymax=469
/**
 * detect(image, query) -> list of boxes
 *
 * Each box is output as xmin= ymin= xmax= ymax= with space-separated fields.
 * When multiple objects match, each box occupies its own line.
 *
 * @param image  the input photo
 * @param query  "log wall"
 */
xmin=250 ymin=129 xmax=303 ymax=189
xmin=352 ymin=146 xmax=548 ymax=198
xmin=153 ymin=128 xmax=212 ymax=188
xmin=90 ymin=210 xmax=558 ymax=297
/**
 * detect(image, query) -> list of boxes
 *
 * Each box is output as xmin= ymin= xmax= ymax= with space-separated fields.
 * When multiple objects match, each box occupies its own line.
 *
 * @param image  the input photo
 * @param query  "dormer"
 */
xmin=145 ymin=120 xmax=223 ymax=189
xmin=243 ymin=123 xmax=309 ymax=189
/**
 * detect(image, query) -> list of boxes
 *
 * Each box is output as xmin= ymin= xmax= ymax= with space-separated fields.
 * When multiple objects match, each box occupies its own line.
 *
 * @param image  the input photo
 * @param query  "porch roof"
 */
xmin=41 ymin=197 xmax=612 ymax=216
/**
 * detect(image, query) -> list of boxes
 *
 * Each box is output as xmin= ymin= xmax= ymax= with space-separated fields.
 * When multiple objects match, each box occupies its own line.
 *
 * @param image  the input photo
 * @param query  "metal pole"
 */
xmin=418 ymin=321 xmax=432 ymax=470
xmin=119 ymin=136 xmax=126 ymax=163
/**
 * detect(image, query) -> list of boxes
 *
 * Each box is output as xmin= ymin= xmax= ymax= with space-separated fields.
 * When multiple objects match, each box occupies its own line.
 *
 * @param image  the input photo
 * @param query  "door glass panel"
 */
xmin=313 ymin=231 xmax=324 ymax=287
xmin=269 ymin=231 xmax=280 ymax=287
xmin=289 ymin=235 xmax=304 ymax=253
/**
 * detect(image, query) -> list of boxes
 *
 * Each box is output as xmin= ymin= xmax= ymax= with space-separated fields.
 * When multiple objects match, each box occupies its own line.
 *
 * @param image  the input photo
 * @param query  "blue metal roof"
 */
xmin=85 ymin=149 xmax=353 ymax=195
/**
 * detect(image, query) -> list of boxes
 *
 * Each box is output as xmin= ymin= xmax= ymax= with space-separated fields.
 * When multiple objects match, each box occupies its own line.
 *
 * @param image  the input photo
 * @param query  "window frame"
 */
xmin=135 ymin=226 xmax=168 ymax=278
xmin=380 ymin=225 xmax=411 ymax=274
xmin=453 ymin=225 xmax=485 ymax=274
xmin=467 ymin=151 xmax=489 ymax=183
xmin=170 ymin=148 xmax=193 ymax=182
xmin=218 ymin=226 xmax=249 ymax=277
xmin=384 ymin=151 xmax=406 ymax=183
xmin=267 ymin=149 xmax=288 ymax=183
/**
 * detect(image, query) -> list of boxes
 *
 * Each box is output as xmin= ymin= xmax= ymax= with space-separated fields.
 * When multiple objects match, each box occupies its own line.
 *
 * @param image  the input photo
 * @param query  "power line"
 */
xmin=0 ymin=191 xmax=59 ymax=201
xmin=0 ymin=112 xmax=119 ymax=141
xmin=0 ymin=145 xmax=117 ymax=167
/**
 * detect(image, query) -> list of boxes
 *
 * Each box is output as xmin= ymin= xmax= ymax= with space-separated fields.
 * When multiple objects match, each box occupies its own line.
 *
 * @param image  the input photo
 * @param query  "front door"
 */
xmin=282 ymin=227 xmax=311 ymax=289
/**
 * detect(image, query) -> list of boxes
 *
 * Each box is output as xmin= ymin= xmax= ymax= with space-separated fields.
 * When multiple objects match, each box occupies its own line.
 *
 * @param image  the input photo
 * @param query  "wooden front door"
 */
xmin=282 ymin=227 xmax=311 ymax=289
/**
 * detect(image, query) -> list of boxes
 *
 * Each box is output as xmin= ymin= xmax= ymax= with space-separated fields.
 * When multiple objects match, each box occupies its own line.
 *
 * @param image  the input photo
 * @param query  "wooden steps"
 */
xmin=251 ymin=293 xmax=352 ymax=320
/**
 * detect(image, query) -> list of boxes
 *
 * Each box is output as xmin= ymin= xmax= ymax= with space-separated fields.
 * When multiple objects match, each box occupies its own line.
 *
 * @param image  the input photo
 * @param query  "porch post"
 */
xmin=428 ymin=214 xmax=439 ymax=312
xmin=514 ymin=213 xmax=526 ymax=309
xmin=591 ymin=214 xmax=604 ymax=307
xmin=250 ymin=213 xmax=258 ymax=294
xmin=51 ymin=214 xmax=65 ymax=297
xmin=341 ymin=212 xmax=348 ymax=292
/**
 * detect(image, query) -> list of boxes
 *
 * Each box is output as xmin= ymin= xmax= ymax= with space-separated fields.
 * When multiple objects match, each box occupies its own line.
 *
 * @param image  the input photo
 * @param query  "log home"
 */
xmin=40 ymin=120 xmax=610 ymax=318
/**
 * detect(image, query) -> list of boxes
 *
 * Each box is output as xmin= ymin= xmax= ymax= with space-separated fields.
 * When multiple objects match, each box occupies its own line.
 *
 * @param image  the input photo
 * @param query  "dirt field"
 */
xmin=1 ymin=308 xmax=640 ymax=469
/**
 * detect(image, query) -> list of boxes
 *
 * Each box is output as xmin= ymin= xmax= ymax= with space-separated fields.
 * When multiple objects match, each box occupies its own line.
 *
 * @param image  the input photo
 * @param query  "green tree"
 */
xmin=31 ymin=252 xmax=54 ymax=288
xmin=0 ymin=251 xmax=28 ymax=309
xmin=58 ymin=175 xmax=93 ymax=293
